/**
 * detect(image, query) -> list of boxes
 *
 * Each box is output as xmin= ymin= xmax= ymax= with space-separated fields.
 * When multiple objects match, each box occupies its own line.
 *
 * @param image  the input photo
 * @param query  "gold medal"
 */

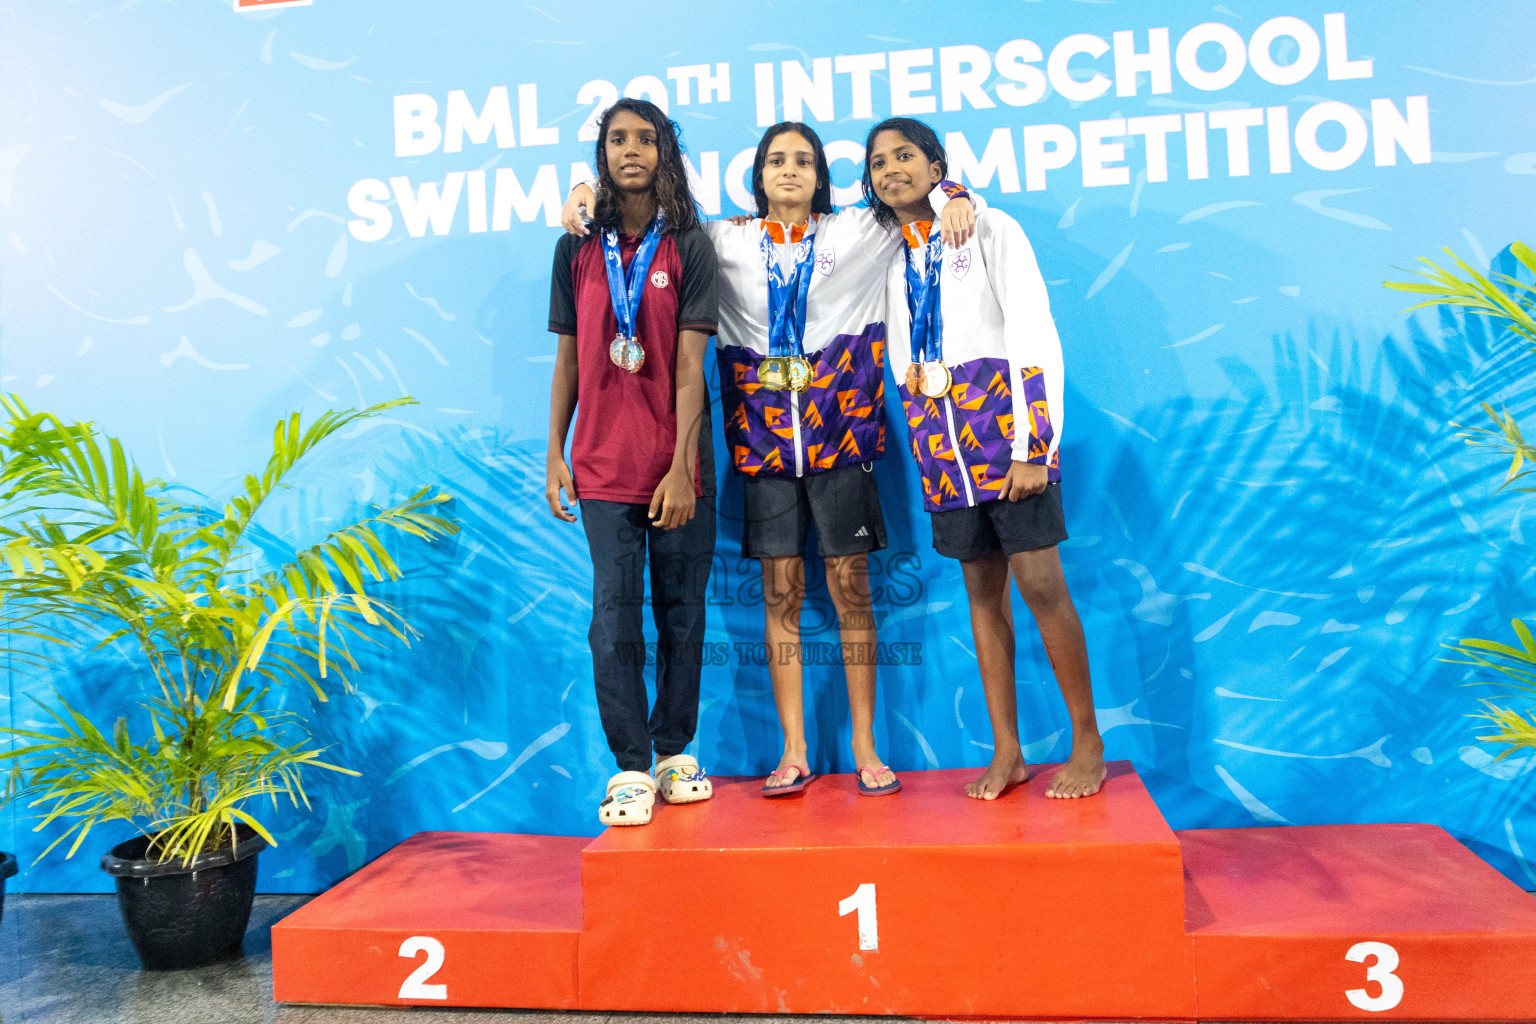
xmin=757 ymin=356 xmax=788 ymax=390
xmin=903 ymin=363 xmax=922 ymax=395
xmin=918 ymin=360 xmax=952 ymax=399
xmin=610 ymin=334 xmax=644 ymax=374
xmin=786 ymin=356 xmax=813 ymax=393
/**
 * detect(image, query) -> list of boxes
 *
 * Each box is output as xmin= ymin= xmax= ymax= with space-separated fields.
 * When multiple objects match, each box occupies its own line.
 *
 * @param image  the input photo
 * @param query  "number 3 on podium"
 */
xmin=839 ymin=883 xmax=878 ymax=951
xmin=1345 ymin=941 xmax=1403 ymax=1012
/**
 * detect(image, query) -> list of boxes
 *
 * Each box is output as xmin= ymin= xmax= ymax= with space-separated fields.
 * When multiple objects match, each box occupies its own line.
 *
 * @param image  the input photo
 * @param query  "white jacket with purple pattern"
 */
xmin=885 ymin=207 xmax=1065 ymax=514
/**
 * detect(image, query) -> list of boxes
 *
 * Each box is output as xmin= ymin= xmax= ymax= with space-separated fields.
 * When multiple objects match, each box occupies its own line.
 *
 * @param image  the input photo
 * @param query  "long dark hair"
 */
xmin=861 ymin=117 xmax=948 ymax=231
xmin=592 ymin=98 xmax=700 ymax=234
xmin=751 ymin=122 xmax=833 ymax=218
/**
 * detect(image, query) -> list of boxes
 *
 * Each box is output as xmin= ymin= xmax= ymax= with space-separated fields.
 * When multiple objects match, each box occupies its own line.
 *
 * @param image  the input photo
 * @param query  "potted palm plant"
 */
xmin=0 ymin=395 xmax=456 ymax=968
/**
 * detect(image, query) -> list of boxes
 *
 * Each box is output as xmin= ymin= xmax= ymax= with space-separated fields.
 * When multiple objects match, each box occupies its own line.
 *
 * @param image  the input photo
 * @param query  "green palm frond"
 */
xmin=1444 ymin=402 xmax=1536 ymax=494
xmin=1446 ymin=618 xmax=1536 ymax=759
xmin=195 ymin=398 xmax=418 ymax=581
xmin=1386 ymin=244 xmax=1536 ymax=497
xmin=0 ymin=397 xmax=173 ymax=569
xmin=3 ymin=689 xmax=357 ymax=865
xmin=1396 ymin=244 xmax=1536 ymax=761
xmin=1472 ymin=701 xmax=1536 ymax=757
xmin=1384 ymin=242 xmax=1536 ymax=349
xmin=0 ymin=394 xmax=454 ymax=863
xmin=216 ymin=486 xmax=455 ymax=704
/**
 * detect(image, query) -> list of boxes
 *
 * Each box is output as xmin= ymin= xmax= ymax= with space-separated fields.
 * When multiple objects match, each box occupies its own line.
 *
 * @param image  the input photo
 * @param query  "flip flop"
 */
xmin=857 ymin=764 xmax=902 ymax=796
xmin=761 ymin=763 xmax=813 ymax=797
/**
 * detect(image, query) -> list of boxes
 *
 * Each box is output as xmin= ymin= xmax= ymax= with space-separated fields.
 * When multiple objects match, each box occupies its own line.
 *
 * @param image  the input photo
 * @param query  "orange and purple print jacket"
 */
xmin=707 ymin=182 xmax=972 ymax=478
xmin=885 ymin=207 xmax=1065 ymax=514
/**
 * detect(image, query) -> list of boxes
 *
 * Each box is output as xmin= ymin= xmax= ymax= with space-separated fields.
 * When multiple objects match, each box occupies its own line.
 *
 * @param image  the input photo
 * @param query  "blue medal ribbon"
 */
xmin=761 ymin=219 xmax=818 ymax=358
xmin=602 ymin=212 xmax=666 ymax=346
xmin=904 ymin=221 xmax=944 ymax=366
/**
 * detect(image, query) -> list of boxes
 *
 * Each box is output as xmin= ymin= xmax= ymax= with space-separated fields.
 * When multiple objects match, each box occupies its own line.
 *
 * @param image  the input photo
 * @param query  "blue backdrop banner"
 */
xmin=4 ymin=0 xmax=1536 ymax=892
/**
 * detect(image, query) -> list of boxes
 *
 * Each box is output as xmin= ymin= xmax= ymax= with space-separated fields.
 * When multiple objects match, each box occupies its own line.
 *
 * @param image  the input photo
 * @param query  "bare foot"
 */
xmin=1045 ymin=734 xmax=1106 ymax=799
xmin=763 ymin=748 xmax=809 ymax=790
xmin=965 ymin=749 xmax=1029 ymax=800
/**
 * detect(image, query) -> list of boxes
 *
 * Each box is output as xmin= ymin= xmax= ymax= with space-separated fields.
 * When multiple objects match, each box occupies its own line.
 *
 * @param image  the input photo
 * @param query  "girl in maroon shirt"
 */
xmin=546 ymin=99 xmax=720 ymax=826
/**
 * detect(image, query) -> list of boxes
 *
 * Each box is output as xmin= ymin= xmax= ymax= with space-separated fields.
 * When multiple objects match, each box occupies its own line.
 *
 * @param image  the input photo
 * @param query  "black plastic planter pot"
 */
xmin=100 ymin=826 xmax=267 ymax=970
xmin=0 ymin=851 xmax=16 ymax=926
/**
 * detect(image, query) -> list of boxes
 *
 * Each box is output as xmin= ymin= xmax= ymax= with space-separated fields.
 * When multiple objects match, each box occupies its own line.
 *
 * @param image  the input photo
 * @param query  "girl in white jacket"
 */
xmin=564 ymin=122 xmax=976 ymax=798
xmin=868 ymin=117 xmax=1107 ymax=802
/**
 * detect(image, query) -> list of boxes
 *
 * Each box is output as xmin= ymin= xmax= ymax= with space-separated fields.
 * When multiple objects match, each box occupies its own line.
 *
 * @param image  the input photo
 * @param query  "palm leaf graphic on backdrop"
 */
xmin=1080 ymin=252 xmax=1530 ymax=830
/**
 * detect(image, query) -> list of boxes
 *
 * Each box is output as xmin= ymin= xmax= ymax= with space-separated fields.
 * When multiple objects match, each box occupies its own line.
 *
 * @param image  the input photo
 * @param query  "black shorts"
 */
xmin=742 ymin=462 xmax=887 ymax=559
xmin=931 ymin=483 xmax=1068 ymax=561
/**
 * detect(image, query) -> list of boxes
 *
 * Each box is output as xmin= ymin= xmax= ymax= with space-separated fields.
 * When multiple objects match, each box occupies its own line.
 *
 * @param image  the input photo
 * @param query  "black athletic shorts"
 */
xmin=742 ymin=462 xmax=887 ymax=559
xmin=930 ymin=483 xmax=1068 ymax=561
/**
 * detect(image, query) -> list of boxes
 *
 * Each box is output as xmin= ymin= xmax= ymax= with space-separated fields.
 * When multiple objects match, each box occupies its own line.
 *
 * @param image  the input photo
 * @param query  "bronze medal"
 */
xmin=610 ymin=334 xmax=644 ymax=373
xmin=758 ymin=356 xmax=788 ymax=391
xmin=919 ymin=360 xmax=952 ymax=399
xmin=903 ymin=363 xmax=922 ymax=395
xmin=786 ymin=356 xmax=813 ymax=393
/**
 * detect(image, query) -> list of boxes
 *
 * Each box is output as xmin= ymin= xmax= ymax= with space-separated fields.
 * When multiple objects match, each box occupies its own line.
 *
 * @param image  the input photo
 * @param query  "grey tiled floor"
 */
xmin=0 ymin=894 xmax=1227 ymax=1024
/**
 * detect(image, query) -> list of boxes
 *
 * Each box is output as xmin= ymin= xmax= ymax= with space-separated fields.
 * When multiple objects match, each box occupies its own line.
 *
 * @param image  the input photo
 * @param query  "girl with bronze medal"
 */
xmin=868 ymin=117 xmax=1108 ymax=802
xmin=904 ymin=219 xmax=952 ymax=399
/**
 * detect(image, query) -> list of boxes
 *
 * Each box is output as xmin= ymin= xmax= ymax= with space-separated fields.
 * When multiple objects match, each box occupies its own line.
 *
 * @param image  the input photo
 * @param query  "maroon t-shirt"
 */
xmin=548 ymin=227 xmax=718 ymax=503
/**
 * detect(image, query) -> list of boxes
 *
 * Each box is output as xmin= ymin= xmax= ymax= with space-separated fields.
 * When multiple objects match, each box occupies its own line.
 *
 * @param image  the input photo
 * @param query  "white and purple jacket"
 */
xmin=885 ymin=207 xmax=1065 ymax=514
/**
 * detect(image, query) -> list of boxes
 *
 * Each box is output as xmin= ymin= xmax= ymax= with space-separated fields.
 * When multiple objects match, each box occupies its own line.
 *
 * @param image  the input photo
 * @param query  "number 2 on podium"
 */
xmin=398 ymin=936 xmax=447 ymax=1000
xmin=839 ymin=883 xmax=879 ymax=951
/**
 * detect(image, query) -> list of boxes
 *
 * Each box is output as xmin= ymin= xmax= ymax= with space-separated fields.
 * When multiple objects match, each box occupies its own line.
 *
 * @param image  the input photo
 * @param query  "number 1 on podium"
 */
xmin=839 ymin=883 xmax=879 ymax=951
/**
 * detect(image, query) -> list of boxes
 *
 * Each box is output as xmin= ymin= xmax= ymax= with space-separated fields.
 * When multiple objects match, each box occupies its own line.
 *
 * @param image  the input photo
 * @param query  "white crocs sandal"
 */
xmin=599 ymin=771 xmax=656 ymax=826
xmin=653 ymin=753 xmax=713 ymax=804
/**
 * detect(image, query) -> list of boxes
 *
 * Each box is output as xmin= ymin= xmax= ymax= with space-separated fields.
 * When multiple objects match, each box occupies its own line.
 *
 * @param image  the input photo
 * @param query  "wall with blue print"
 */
xmin=4 ymin=0 xmax=1536 ymax=892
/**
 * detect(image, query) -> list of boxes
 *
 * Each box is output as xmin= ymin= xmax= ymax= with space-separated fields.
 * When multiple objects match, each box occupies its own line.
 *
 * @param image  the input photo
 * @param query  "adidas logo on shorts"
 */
xmin=855 ymin=526 xmax=869 ymax=538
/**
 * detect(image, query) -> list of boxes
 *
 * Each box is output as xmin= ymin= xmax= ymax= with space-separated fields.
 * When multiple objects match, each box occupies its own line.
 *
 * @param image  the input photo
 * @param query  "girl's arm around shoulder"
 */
xmin=699 ymin=217 xmax=735 ymax=242
xmin=828 ymin=180 xmax=983 ymax=249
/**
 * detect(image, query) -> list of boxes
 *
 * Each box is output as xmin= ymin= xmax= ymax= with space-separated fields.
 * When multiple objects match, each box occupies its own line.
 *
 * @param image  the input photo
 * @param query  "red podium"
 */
xmin=271 ymin=762 xmax=1536 ymax=1021
xmin=270 ymin=832 xmax=586 ymax=1009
